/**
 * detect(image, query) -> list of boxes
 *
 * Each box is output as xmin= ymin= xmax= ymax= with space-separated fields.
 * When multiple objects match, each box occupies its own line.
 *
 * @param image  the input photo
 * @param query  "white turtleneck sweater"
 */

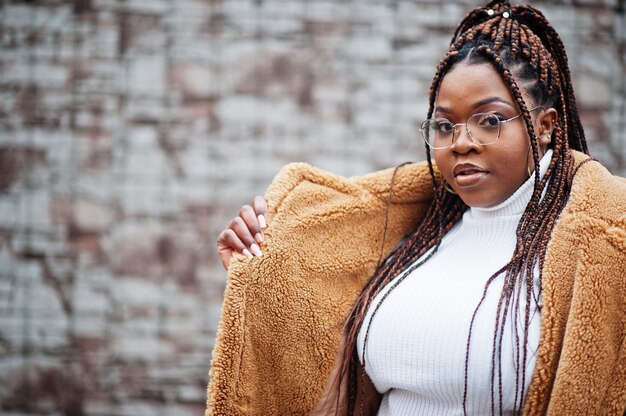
xmin=356 ymin=149 xmax=553 ymax=416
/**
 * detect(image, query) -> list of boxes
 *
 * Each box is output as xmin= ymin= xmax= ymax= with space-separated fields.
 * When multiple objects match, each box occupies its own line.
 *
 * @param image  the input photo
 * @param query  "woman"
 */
xmin=210 ymin=1 xmax=625 ymax=415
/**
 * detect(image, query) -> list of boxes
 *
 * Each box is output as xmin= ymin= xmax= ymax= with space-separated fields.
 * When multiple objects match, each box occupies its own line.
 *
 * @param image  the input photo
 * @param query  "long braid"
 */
xmin=333 ymin=2 xmax=589 ymax=415
xmin=513 ymin=7 xmax=588 ymax=152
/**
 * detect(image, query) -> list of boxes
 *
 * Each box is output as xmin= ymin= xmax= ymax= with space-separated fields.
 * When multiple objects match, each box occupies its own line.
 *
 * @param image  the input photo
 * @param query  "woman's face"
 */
xmin=432 ymin=62 xmax=555 ymax=208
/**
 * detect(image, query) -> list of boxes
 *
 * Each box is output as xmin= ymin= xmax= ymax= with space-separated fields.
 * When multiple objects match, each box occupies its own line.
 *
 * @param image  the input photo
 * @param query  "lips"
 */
xmin=452 ymin=163 xmax=488 ymax=187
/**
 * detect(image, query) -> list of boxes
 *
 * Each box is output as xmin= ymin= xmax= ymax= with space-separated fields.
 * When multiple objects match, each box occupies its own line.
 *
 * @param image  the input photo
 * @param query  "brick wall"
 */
xmin=0 ymin=1 xmax=624 ymax=415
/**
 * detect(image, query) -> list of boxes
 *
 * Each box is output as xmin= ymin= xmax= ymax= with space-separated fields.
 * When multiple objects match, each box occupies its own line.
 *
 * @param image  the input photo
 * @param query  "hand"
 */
xmin=217 ymin=195 xmax=267 ymax=269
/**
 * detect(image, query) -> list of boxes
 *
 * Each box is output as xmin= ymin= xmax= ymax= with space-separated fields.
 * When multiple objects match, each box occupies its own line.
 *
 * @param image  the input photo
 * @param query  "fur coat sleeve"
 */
xmin=205 ymin=150 xmax=626 ymax=416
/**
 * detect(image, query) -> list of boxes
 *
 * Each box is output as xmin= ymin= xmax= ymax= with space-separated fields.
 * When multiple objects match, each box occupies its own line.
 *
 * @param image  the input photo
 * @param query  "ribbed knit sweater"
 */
xmin=356 ymin=149 xmax=553 ymax=416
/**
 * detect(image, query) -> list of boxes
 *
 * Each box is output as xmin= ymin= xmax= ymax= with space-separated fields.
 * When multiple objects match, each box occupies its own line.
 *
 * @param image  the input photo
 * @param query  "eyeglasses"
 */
xmin=419 ymin=106 xmax=544 ymax=149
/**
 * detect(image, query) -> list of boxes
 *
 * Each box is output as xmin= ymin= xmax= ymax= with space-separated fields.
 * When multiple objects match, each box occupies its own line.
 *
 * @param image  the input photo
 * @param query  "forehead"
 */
xmin=436 ymin=62 xmax=516 ymax=109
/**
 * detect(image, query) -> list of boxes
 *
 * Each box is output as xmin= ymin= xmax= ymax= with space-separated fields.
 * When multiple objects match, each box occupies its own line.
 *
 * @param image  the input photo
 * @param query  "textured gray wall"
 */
xmin=0 ymin=0 xmax=624 ymax=415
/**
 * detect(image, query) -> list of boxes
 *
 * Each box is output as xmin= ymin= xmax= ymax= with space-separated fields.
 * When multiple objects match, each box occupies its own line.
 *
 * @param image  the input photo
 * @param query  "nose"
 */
xmin=450 ymin=124 xmax=480 ymax=153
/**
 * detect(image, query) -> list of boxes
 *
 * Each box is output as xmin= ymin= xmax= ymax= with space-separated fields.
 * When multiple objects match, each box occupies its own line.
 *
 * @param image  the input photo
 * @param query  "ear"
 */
xmin=536 ymin=107 xmax=558 ymax=149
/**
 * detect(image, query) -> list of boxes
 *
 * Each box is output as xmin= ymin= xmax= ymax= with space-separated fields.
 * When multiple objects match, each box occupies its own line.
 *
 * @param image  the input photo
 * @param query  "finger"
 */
xmin=218 ymin=229 xmax=253 ymax=262
xmin=230 ymin=217 xmax=263 ymax=257
xmin=218 ymin=246 xmax=232 ymax=269
xmin=253 ymin=195 xmax=268 ymax=228
xmin=239 ymin=204 xmax=264 ymax=245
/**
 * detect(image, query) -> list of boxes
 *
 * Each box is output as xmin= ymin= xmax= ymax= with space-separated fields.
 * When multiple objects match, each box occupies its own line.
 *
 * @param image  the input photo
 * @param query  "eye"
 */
xmin=434 ymin=119 xmax=454 ymax=134
xmin=475 ymin=113 xmax=502 ymax=129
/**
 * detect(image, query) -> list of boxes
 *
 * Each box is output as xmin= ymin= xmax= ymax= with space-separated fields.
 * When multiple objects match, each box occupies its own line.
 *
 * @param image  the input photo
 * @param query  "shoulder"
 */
xmin=243 ymin=161 xmax=436 ymax=280
xmin=566 ymin=150 xmax=626 ymax=220
xmin=561 ymin=151 xmax=626 ymax=230
xmin=556 ymin=150 xmax=626 ymax=261
xmin=263 ymin=161 xmax=436 ymax=225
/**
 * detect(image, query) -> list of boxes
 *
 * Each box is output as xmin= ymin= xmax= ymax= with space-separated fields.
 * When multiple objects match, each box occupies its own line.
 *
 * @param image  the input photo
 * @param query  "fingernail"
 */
xmin=250 ymin=243 xmax=263 ymax=257
xmin=242 ymin=248 xmax=253 ymax=259
xmin=258 ymin=214 xmax=267 ymax=228
xmin=255 ymin=232 xmax=263 ymax=244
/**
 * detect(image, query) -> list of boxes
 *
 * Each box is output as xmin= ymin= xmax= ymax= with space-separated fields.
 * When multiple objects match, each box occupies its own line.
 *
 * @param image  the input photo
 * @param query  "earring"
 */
xmin=443 ymin=180 xmax=458 ymax=194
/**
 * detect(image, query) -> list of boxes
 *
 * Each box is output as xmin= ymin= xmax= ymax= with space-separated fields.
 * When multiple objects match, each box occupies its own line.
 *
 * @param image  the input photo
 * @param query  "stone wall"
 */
xmin=0 ymin=1 xmax=624 ymax=415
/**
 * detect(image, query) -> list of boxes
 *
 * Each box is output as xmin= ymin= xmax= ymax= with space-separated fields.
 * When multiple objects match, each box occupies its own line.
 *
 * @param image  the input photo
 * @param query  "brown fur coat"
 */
xmin=206 ymin=150 xmax=626 ymax=415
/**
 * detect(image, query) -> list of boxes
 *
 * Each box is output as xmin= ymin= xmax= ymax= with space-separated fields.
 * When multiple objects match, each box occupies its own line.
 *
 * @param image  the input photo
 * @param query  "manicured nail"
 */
xmin=255 ymin=232 xmax=263 ymax=244
xmin=250 ymin=243 xmax=263 ymax=257
xmin=258 ymin=214 xmax=266 ymax=228
xmin=242 ymin=248 xmax=253 ymax=259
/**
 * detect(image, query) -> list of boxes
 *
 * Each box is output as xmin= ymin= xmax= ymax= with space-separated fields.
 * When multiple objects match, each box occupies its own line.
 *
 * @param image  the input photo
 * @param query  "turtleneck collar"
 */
xmin=469 ymin=148 xmax=553 ymax=219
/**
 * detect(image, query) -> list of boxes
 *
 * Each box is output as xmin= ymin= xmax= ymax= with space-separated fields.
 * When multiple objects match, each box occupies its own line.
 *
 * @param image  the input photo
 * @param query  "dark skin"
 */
xmin=433 ymin=62 xmax=557 ymax=207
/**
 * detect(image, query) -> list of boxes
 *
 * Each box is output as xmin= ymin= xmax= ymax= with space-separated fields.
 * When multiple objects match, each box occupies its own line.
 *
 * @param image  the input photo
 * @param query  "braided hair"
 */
xmin=333 ymin=1 xmax=589 ymax=415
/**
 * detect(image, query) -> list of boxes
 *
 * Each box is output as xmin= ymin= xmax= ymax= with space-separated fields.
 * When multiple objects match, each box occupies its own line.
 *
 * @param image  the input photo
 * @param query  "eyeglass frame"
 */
xmin=419 ymin=106 xmax=544 ymax=149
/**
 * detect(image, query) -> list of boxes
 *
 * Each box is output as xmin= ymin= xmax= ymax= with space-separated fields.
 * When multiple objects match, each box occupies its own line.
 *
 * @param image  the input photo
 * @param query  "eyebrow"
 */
xmin=435 ymin=96 xmax=515 ymax=114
